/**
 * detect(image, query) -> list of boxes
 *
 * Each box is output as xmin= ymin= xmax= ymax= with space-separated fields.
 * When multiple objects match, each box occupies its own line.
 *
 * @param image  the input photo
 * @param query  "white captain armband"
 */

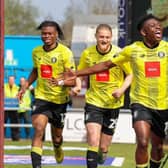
xmin=58 ymin=80 xmax=65 ymax=86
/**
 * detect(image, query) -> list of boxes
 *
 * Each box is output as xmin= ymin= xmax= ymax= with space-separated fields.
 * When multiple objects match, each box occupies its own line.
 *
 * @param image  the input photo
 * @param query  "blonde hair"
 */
xmin=96 ymin=24 xmax=112 ymax=34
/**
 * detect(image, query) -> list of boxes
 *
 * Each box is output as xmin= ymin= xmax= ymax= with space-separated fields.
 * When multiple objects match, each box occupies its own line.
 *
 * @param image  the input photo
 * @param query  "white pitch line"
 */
xmin=111 ymin=157 xmax=125 ymax=166
xmin=4 ymin=145 xmax=87 ymax=151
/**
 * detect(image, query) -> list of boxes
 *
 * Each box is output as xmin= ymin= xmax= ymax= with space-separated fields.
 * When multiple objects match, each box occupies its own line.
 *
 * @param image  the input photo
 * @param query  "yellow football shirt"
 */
xmin=32 ymin=43 xmax=75 ymax=104
xmin=78 ymin=45 xmax=132 ymax=109
xmin=111 ymin=40 xmax=168 ymax=110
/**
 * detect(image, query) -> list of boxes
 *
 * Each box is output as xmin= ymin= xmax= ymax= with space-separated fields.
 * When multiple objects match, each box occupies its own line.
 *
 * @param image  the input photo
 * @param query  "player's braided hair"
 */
xmin=37 ymin=20 xmax=64 ymax=40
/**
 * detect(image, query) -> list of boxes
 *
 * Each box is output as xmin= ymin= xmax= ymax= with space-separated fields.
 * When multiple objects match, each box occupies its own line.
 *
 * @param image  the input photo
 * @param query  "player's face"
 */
xmin=41 ymin=26 xmax=58 ymax=47
xmin=95 ymin=28 xmax=112 ymax=53
xmin=142 ymin=18 xmax=163 ymax=44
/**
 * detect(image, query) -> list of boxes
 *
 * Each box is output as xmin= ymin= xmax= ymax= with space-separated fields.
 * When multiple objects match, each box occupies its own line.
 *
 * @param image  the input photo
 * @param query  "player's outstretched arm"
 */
xmin=75 ymin=60 xmax=115 ymax=77
xmin=61 ymin=60 xmax=115 ymax=81
xmin=49 ymin=60 xmax=115 ymax=86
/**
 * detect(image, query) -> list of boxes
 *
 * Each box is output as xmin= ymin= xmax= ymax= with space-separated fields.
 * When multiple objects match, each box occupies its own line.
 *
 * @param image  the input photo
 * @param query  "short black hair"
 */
xmin=37 ymin=20 xmax=64 ymax=40
xmin=137 ymin=14 xmax=160 ymax=32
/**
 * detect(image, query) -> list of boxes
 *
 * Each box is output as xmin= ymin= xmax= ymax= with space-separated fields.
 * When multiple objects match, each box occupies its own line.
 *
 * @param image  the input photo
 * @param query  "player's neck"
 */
xmin=143 ymin=40 xmax=159 ymax=49
xmin=96 ymin=44 xmax=112 ymax=55
xmin=43 ymin=43 xmax=58 ymax=52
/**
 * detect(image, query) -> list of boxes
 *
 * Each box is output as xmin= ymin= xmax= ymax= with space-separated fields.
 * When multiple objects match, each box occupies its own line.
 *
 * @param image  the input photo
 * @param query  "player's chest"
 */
xmin=86 ymin=52 xmax=113 ymax=66
xmin=131 ymin=48 xmax=168 ymax=64
xmin=131 ymin=49 xmax=168 ymax=77
xmin=35 ymin=51 xmax=64 ymax=66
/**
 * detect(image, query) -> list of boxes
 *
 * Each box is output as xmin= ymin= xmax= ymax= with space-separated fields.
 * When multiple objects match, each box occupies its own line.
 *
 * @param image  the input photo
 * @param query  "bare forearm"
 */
xmin=120 ymin=74 xmax=133 ymax=93
xmin=26 ymin=68 xmax=37 ymax=88
xmin=64 ymin=77 xmax=81 ymax=87
xmin=76 ymin=60 xmax=115 ymax=77
xmin=63 ymin=79 xmax=76 ymax=86
xmin=112 ymin=74 xmax=132 ymax=98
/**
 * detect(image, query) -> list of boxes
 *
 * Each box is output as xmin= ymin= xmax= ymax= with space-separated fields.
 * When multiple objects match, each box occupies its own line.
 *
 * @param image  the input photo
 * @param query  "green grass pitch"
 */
xmin=4 ymin=139 xmax=168 ymax=168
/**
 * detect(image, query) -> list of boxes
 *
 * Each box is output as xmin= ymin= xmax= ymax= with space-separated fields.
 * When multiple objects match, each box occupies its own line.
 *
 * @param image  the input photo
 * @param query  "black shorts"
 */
xmin=32 ymin=99 xmax=68 ymax=128
xmin=84 ymin=103 xmax=120 ymax=135
xmin=131 ymin=103 xmax=168 ymax=138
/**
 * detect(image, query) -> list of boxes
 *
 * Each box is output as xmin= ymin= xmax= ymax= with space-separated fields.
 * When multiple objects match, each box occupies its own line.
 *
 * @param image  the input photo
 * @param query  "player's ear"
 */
xmin=140 ymin=28 xmax=146 ymax=37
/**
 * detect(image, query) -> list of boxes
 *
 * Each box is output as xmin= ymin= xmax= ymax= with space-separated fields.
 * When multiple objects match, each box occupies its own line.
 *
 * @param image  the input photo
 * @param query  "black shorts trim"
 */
xmin=84 ymin=103 xmax=120 ymax=135
xmin=131 ymin=103 xmax=168 ymax=138
xmin=32 ymin=99 xmax=68 ymax=128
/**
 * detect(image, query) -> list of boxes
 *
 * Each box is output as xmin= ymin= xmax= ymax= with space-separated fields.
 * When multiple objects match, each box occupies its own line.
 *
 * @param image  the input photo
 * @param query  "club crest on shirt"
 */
xmin=51 ymin=57 xmax=57 ymax=63
xmin=158 ymin=52 xmax=165 ymax=58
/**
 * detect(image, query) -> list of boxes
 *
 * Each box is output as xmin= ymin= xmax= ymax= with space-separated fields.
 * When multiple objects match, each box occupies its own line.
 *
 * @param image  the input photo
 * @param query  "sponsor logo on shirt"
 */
xmin=96 ymin=70 xmax=109 ymax=82
xmin=41 ymin=64 xmax=52 ymax=78
xmin=145 ymin=62 xmax=160 ymax=77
